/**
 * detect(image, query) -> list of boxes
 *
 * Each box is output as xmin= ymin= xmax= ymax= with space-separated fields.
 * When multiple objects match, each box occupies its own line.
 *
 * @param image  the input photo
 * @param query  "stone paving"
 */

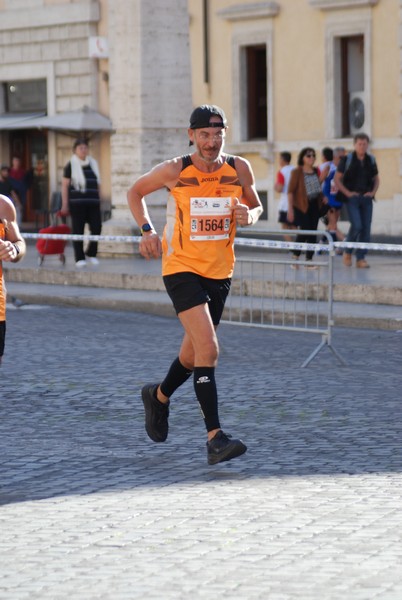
xmin=1 ymin=305 xmax=402 ymax=599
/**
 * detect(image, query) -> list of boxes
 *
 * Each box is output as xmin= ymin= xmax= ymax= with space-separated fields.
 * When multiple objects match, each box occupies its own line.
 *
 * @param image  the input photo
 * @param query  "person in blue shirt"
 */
xmin=322 ymin=147 xmax=346 ymax=250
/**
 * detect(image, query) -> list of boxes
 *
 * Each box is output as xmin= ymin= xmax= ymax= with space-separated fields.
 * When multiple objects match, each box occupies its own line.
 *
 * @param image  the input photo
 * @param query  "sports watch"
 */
xmin=141 ymin=223 xmax=153 ymax=234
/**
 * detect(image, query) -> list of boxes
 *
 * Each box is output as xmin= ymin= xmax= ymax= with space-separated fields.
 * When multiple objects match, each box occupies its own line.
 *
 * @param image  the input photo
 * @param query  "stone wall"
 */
xmin=103 ymin=0 xmax=193 ymax=249
xmin=0 ymin=2 xmax=99 ymax=112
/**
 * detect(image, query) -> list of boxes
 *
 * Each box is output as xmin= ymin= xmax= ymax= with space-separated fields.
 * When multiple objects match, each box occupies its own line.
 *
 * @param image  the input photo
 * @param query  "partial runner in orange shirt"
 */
xmin=0 ymin=194 xmax=26 ymax=365
xmin=127 ymin=104 xmax=263 ymax=465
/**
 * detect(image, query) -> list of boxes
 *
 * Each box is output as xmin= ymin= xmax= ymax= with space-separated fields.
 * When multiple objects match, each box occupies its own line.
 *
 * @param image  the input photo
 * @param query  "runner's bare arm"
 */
xmin=127 ymin=158 xmax=182 ymax=259
xmin=0 ymin=195 xmax=26 ymax=263
xmin=232 ymin=157 xmax=263 ymax=226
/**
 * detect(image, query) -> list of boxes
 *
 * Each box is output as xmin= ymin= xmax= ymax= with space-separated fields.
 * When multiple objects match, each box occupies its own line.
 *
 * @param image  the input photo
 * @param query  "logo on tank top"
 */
xmin=201 ymin=176 xmax=219 ymax=182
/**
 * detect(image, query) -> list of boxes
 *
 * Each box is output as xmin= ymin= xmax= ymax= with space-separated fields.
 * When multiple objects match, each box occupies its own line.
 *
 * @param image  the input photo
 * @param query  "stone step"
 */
xmin=6 ymin=281 xmax=402 ymax=331
xmin=5 ymin=262 xmax=402 ymax=307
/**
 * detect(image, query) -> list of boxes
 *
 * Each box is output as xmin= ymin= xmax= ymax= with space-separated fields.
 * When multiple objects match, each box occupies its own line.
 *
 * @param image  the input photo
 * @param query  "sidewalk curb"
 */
xmin=6 ymin=283 xmax=402 ymax=331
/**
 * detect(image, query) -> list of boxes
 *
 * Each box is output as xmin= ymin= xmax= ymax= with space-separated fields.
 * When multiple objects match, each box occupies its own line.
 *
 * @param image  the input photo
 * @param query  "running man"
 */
xmin=127 ymin=104 xmax=263 ymax=464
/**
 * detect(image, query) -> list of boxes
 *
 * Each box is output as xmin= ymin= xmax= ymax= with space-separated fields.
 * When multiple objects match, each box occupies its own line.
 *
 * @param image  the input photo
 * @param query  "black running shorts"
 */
xmin=163 ymin=272 xmax=231 ymax=325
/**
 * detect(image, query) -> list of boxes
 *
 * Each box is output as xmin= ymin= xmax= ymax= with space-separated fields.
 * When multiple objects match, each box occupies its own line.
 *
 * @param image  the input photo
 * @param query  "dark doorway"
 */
xmin=9 ymin=130 xmax=49 ymax=227
xmin=246 ymin=45 xmax=267 ymax=140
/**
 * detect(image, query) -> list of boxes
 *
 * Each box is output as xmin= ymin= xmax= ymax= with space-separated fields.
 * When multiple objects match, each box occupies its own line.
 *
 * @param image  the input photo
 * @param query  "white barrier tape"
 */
xmin=234 ymin=237 xmax=402 ymax=253
xmin=21 ymin=232 xmax=402 ymax=253
xmin=334 ymin=241 xmax=402 ymax=252
xmin=22 ymin=233 xmax=141 ymax=243
xmin=234 ymin=237 xmax=328 ymax=253
xmin=22 ymin=233 xmax=328 ymax=253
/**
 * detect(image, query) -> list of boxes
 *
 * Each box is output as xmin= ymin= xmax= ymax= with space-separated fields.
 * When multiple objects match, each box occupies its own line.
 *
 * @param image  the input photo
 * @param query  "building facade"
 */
xmin=0 ymin=0 xmax=401 ymax=236
xmin=0 ymin=0 xmax=192 ymax=242
xmin=188 ymin=0 xmax=402 ymax=235
xmin=0 ymin=0 xmax=109 ymax=224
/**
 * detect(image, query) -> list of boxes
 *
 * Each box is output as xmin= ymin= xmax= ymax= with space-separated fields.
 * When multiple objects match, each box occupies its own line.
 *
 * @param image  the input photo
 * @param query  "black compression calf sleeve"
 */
xmin=193 ymin=366 xmax=221 ymax=432
xmin=160 ymin=356 xmax=193 ymax=398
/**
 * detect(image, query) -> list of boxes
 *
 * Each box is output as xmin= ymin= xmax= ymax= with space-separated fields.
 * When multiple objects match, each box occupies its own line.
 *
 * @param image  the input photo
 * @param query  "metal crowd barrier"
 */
xmin=21 ymin=229 xmax=402 ymax=367
xmin=221 ymin=229 xmax=345 ymax=367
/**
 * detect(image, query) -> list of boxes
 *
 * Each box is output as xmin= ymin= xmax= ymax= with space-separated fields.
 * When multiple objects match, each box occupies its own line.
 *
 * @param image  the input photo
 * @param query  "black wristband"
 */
xmin=141 ymin=223 xmax=153 ymax=235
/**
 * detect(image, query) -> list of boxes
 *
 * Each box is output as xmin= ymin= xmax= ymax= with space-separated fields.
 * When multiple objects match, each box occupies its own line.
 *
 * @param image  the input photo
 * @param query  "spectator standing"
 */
xmin=335 ymin=134 xmax=379 ymax=268
xmin=321 ymin=146 xmax=346 ymax=250
xmin=287 ymin=147 xmax=326 ymax=268
xmin=61 ymin=139 xmax=102 ymax=268
xmin=319 ymin=147 xmax=334 ymax=181
xmin=275 ymin=151 xmax=296 ymax=241
xmin=9 ymin=156 xmax=31 ymax=220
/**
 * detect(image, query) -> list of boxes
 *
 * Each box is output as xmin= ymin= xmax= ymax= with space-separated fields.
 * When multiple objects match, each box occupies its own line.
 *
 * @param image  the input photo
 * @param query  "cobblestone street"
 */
xmin=1 ymin=305 xmax=402 ymax=599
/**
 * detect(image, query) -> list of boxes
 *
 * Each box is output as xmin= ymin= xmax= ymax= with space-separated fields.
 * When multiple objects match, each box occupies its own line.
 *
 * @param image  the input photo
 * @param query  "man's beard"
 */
xmin=196 ymin=145 xmax=223 ymax=164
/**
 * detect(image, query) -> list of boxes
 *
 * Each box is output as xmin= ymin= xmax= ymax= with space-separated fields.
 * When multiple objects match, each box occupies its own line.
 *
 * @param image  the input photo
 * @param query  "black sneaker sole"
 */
xmin=141 ymin=383 xmax=169 ymax=443
xmin=208 ymin=440 xmax=247 ymax=465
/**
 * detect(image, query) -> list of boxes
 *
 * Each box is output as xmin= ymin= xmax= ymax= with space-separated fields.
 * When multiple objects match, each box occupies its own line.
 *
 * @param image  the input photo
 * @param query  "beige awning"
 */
xmin=0 ymin=107 xmax=114 ymax=133
xmin=21 ymin=106 xmax=114 ymax=132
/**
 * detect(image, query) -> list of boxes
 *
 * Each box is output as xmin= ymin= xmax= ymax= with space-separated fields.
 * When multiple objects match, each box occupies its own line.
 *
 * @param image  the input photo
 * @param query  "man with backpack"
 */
xmin=335 ymin=133 xmax=379 ymax=268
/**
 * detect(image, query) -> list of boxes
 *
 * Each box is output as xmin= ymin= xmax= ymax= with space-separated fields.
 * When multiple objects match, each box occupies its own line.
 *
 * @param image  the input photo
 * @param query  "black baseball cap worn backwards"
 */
xmin=189 ymin=104 xmax=227 ymax=130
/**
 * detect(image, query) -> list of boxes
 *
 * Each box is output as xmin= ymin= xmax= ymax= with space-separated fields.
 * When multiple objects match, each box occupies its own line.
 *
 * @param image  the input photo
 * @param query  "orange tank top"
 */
xmin=0 ymin=221 xmax=6 ymax=321
xmin=162 ymin=155 xmax=242 ymax=279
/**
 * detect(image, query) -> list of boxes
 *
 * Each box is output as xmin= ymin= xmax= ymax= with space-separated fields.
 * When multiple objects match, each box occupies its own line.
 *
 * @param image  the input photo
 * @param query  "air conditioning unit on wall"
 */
xmin=349 ymin=92 xmax=366 ymax=134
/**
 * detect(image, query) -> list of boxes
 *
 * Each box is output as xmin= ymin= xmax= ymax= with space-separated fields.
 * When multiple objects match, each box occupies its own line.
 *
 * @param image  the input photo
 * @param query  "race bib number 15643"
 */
xmin=190 ymin=197 xmax=232 ymax=241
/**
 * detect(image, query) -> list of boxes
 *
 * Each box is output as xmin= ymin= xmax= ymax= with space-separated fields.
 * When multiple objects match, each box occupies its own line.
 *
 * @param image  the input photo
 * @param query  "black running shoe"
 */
xmin=141 ymin=383 xmax=169 ymax=443
xmin=207 ymin=430 xmax=247 ymax=465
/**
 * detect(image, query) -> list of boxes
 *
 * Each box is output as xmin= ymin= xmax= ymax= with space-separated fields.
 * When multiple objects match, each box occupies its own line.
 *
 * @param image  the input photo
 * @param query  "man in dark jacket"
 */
xmin=335 ymin=133 xmax=379 ymax=268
